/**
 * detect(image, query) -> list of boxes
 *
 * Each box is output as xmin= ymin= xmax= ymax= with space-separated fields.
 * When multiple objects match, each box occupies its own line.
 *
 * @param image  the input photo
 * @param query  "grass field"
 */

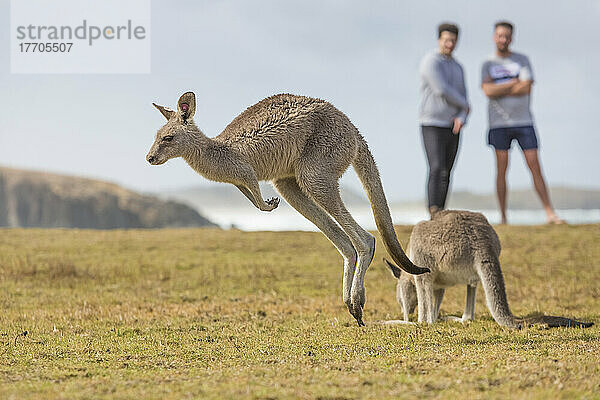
xmin=0 ymin=224 xmax=599 ymax=399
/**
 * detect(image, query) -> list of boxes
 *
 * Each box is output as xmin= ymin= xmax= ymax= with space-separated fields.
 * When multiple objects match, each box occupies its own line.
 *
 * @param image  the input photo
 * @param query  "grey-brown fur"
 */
xmin=146 ymin=92 xmax=429 ymax=326
xmin=384 ymin=210 xmax=592 ymax=329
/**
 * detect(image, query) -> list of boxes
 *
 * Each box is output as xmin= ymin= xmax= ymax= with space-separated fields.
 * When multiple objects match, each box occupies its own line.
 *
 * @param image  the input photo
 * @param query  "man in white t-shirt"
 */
xmin=481 ymin=21 xmax=563 ymax=224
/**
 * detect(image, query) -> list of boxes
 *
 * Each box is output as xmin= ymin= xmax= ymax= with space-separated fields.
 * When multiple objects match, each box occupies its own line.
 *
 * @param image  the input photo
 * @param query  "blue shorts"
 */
xmin=488 ymin=125 xmax=538 ymax=151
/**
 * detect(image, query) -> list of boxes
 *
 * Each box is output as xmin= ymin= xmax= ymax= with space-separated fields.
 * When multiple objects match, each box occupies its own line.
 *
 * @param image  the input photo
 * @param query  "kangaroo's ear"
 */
xmin=177 ymin=91 xmax=196 ymax=120
xmin=383 ymin=258 xmax=403 ymax=279
xmin=153 ymin=103 xmax=175 ymax=121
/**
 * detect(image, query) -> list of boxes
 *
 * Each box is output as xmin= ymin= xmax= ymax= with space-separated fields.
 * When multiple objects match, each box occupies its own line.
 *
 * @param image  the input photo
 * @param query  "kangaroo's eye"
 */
xmin=162 ymin=135 xmax=174 ymax=142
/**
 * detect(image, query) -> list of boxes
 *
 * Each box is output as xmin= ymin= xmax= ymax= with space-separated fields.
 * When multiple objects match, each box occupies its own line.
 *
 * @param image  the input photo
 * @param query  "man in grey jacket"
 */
xmin=419 ymin=23 xmax=470 ymax=217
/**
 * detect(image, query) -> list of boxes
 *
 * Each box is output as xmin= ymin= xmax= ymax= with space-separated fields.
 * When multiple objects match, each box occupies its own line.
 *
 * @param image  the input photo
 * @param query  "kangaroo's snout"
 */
xmin=147 ymin=155 xmax=156 ymax=164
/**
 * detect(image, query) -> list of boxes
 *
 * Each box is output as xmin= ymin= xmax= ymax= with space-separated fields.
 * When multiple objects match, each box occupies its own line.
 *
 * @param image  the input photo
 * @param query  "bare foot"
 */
xmin=547 ymin=215 xmax=566 ymax=225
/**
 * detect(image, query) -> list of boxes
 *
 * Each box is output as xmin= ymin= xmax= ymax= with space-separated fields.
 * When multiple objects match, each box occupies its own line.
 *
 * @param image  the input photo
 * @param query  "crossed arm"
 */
xmin=482 ymin=78 xmax=533 ymax=98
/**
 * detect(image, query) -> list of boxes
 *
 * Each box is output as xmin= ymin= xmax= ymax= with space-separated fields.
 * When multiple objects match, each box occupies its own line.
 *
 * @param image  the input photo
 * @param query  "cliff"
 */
xmin=0 ymin=167 xmax=216 ymax=229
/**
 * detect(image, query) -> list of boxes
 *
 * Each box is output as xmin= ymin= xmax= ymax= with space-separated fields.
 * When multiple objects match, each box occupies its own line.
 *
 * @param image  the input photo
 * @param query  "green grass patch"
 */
xmin=0 ymin=225 xmax=599 ymax=399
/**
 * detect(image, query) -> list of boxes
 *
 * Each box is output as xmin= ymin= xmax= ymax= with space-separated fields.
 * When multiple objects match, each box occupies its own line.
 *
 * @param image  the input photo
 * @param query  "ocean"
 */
xmin=198 ymin=206 xmax=600 ymax=231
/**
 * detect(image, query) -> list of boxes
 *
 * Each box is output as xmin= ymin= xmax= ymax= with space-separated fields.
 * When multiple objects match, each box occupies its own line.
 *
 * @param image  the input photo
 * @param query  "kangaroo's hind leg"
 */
xmin=433 ymin=289 xmax=445 ymax=321
xmin=273 ymin=177 xmax=358 ymax=317
xmin=439 ymin=285 xmax=477 ymax=324
xmin=462 ymin=284 xmax=477 ymax=322
xmin=296 ymin=167 xmax=375 ymax=326
xmin=414 ymin=274 xmax=435 ymax=323
xmin=409 ymin=251 xmax=435 ymax=323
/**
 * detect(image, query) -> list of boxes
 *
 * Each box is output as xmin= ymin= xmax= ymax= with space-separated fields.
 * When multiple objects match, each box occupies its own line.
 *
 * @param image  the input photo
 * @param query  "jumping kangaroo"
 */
xmin=146 ymin=91 xmax=429 ymax=325
xmin=384 ymin=210 xmax=592 ymax=329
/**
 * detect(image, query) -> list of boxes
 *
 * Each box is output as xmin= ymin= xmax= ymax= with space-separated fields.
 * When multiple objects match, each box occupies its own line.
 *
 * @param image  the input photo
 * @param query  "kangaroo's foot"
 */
xmin=348 ymin=287 xmax=365 ymax=326
xmin=440 ymin=315 xmax=471 ymax=324
xmin=348 ymin=234 xmax=375 ymax=327
xmin=343 ymin=278 xmax=364 ymax=326
xmin=378 ymin=319 xmax=416 ymax=326
xmin=351 ymin=307 xmax=365 ymax=327
xmin=347 ymin=283 xmax=365 ymax=327
xmin=349 ymin=280 xmax=366 ymax=324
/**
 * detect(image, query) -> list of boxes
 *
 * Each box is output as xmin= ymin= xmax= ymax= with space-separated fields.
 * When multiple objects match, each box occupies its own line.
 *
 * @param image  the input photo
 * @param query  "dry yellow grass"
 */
xmin=0 ymin=225 xmax=598 ymax=399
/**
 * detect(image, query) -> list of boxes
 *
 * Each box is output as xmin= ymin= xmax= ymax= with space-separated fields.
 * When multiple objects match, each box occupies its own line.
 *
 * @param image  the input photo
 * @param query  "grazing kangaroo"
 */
xmin=384 ymin=210 xmax=592 ymax=329
xmin=146 ymin=91 xmax=429 ymax=325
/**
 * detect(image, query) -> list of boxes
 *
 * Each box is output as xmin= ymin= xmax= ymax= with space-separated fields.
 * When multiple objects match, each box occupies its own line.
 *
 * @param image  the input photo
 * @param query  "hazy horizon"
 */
xmin=1 ymin=0 xmax=599 ymax=200
xmin=4 ymin=163 xmax=600 ymax=205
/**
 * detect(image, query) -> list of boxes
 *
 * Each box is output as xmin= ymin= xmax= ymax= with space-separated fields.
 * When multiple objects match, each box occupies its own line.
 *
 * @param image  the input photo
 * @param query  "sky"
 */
xmin=1 ymin=0 xmax=599 ymax=201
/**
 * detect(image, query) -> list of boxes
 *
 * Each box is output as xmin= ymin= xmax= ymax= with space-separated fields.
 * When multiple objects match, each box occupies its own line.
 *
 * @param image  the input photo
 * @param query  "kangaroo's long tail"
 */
xmin=352 ymin=135 xmax=429 ymax=275
xmin=518 ymin=315 xmax=593 ymax=328
xmin=477 ymin=258 xmax=520 ymax=328
xmin=478 ymin=258 xmax=593 ymax=329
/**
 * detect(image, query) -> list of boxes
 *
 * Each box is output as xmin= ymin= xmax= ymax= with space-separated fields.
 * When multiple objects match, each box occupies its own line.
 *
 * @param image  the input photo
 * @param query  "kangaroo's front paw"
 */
xmin=263 ymin=197 xmax=280 ymax=211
